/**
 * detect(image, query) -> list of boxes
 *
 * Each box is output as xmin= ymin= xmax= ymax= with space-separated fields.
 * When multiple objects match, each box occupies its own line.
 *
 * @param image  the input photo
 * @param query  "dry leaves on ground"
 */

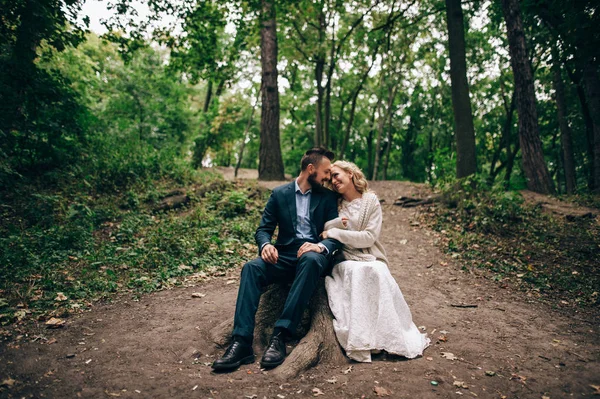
xmin=45 ymin=317 xmax=65 ymax=328
xmin=373 ymin=386 xmax=391 ymax=397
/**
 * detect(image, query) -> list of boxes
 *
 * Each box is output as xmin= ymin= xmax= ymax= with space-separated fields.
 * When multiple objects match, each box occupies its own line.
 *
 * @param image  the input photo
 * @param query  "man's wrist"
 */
xmin=317 ymin=243 xmax=327 ymax=254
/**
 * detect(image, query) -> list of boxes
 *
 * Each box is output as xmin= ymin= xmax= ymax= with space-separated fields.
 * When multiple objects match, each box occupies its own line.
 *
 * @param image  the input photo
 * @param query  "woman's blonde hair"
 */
xmin=332 ymin=160 xmax=369 ymax=194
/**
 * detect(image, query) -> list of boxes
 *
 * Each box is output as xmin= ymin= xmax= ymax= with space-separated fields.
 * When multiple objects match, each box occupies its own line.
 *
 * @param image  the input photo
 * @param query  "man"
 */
xmin=212 ymin=147 xmax=341 ymax=371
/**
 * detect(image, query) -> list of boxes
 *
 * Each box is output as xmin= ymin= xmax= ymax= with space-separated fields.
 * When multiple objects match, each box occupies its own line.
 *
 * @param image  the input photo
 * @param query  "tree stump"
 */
xmin=209 ymin=279 xmax=348 ymax=379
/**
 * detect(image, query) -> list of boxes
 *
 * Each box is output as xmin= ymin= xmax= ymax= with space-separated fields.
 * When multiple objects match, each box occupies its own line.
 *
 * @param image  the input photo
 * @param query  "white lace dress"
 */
xmin=325 ymin=197 xmax=430 ymax=362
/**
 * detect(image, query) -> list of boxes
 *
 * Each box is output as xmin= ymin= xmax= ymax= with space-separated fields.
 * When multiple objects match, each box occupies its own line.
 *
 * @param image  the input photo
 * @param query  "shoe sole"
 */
xmin=260 ymin=357 xmax=285 ymax=368
xmin=211 ymin=354 xmax=255 ymax=371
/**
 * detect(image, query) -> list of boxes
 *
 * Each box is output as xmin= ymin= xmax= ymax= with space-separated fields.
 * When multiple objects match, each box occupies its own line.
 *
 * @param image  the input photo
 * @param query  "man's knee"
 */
xmin=297 ymin=251 xmax=327 ymax=273
xmin=241 ymin=258 xmax=267 ymax=278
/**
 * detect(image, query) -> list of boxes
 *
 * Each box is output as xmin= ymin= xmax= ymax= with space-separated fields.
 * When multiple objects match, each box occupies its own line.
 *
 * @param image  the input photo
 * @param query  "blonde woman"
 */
xmin=321 ymin=161 xmax=430 ymax=362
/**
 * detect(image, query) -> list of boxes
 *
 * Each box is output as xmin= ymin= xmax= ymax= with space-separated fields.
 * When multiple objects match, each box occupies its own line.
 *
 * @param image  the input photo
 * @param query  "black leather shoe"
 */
xmin=260 ymin=333 xmax=287 ymax=368
xmin=212 ymin=339 xmax=255 ymax=371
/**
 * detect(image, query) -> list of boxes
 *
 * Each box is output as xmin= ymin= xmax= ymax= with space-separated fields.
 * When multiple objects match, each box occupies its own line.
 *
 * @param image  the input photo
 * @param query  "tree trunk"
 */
xmin=258 ymin=0 xmax=285 ymax=181
xmin=574 ymin=79 xmax=596 ymax=191
xmin=582 ymin=61 xmax=600 ymax=192
xmin=489 ymin=89 xmax=516 ymax=185
xmin=235 ymin=85 xmax=262 ymax=178
xmin=203 ymin=80 xmax=213 ymax=113
xmin=373 ymin=85 xmax=396 ymax=180
xmin=209 ymin=281 xmax=347 ymax=379
xmin=501 ymin=0 xmax=555 ymax=194
xmin=551 ymin=49 xmax=576 ymax=193
xmin=315 ymin=55 xmax=325 ymax=147
xmin=339 ymin=60 xmax=375 ymax=159
xmin=445 ymin=0 xmax=477 ymax=178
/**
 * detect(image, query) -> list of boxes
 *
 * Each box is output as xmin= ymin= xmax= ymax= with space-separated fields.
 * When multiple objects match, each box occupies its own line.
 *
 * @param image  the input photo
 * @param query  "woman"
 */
xmin=322 ymin=161 xmax=430 ymax=362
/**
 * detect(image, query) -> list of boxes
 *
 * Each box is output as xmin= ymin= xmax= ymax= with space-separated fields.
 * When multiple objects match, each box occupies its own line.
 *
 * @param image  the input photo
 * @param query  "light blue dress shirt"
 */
xmin=295 ymin=179 xmax=314 ymax=241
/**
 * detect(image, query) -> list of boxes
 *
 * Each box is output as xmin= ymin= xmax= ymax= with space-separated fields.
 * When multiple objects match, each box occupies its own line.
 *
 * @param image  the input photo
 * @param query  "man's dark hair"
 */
xmin=300 ymin=147 xmax=335 ymax=171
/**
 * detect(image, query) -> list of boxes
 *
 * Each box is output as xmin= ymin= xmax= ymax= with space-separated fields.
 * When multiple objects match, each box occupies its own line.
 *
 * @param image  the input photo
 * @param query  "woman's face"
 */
xmin=330 ymin=165 xmax=353 ymax=194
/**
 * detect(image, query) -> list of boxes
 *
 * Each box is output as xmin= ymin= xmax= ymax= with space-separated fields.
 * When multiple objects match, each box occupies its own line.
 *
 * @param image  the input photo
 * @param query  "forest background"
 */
xmin=1 ymin=0 xmax=599 ymax=329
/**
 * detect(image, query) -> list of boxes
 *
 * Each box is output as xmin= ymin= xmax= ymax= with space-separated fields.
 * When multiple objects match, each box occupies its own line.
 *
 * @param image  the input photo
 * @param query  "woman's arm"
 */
xmin=326 ymin=202 xmax=382 ymax=249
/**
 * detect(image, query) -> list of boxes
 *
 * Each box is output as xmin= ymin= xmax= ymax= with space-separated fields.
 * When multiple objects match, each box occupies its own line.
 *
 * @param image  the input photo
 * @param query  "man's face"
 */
xmin=307 ymin=158 xmax=332 ymax=187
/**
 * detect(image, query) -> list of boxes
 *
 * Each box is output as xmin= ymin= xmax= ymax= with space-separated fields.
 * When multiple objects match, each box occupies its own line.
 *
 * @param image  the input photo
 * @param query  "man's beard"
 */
xmin=308 ymin=171 xmax=324 ymax=188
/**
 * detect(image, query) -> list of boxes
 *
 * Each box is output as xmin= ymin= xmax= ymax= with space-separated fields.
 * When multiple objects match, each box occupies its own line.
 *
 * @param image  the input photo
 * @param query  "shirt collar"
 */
xmin=295 ymin=179 xmax=312 ymax=195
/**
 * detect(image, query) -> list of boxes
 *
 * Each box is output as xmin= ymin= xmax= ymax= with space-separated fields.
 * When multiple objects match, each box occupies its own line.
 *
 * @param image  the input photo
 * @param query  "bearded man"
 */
xmin=212 ymin=147 xmax=341 ymax=371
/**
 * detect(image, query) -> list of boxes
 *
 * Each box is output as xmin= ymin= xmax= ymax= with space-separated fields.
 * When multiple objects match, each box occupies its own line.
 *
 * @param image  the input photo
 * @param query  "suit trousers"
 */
xmin=232 ymin=245 xmax=330 ymax=341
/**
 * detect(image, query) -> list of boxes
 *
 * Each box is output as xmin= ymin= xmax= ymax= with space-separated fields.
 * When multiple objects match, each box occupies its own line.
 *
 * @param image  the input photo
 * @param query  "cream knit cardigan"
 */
xmin=324 ymin=192 xmax=388 ymax=265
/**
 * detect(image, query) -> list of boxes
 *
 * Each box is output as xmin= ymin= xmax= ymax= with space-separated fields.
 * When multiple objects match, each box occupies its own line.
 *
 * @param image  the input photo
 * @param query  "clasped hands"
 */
xmin=260 ymin=242 xmax=324 ymax=265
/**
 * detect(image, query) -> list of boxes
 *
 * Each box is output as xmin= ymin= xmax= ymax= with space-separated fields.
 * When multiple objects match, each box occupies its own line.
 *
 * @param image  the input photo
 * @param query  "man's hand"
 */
xmin=261 ymin=244 xmax=279 ymax=264
xmin=297 ymin=242 xmax=323 ymax=258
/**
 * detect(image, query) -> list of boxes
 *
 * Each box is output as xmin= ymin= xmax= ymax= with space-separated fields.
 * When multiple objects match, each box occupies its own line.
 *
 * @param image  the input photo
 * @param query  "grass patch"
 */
xmin=0 ymin=170 xmax=268 ymax=326
xmin=426 ymin=177 xmax=600 ymax=309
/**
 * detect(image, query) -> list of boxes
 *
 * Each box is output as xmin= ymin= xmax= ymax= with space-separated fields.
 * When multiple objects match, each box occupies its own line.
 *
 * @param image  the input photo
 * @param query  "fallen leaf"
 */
xmin=374 ymin=386 xmax=391 ymax=397
xmin=192 ymin=385 xmax=198 ymax=391
xmin=438 ymin=335 xmax=448 ymax=342
xmin=510 ymin=374 xmax=527 ymax=384
xmin=453 ymin=381 xmax=469 ymax=389
xmin=277 ymin=395 xmax=285 ymax=399
xmin=426 ymin=357 xmax=433 ymax=361
xmin=441 ymin=352 xmax=457 ymax=360
xmin=312 ymin=388 xmax=325 ymax=396
xmin=55 ymin=292 xmax=68 ymax=301
xmin=244 ymin=395 xmax=258 ymax=399
xmin=226 ymin=280 xmax=236 ymax=285
xmin=590 ymin=384 xmax=600 ymax=395
xmin=342 ymin=366 xmax=353 ymax=374
xmin=326 ymin=377 xmax=337 ymax=384
xmin=485 ymin=371 xmax=496 ymax=376
xmin=104 ymin=390 xmax=121 ymax=397
xmin=45 ymin=317 xmax=65 ymax=328
xmin=14 ymin=310 xmax=27 ymax=321
xmin=191 ymin=293 xmax=206 ymax=298
xmin=1 ymin=378 xmax=16 ymax=387
xmin=47 ymin=338 xmax=57 ymax=345
xmin=399 ymin=239 xmax=408 ymax=245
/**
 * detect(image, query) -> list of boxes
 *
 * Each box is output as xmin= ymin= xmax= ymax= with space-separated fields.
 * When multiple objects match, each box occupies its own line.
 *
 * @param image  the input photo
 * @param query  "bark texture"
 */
xmin=582 ymin=62 xmax=600 ymax=192
xmin=501 ymin=0 xmax=555 ymax=194
xmin=258 ymin=0 xmax=285 ymax=181
xmin=551 ymin=50 xmax=576 ymax=193
xmin=445 ymin=0 xmax=477 ymax=178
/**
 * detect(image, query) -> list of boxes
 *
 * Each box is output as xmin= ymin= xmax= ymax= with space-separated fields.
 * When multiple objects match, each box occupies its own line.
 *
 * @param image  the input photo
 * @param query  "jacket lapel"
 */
xmin=286 ymin=182 xmax=297 ymax=231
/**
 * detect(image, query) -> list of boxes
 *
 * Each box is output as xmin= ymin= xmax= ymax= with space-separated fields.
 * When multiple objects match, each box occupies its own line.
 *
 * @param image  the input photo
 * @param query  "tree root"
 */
xmin=208 ymin=280 xmax=347 ymax=378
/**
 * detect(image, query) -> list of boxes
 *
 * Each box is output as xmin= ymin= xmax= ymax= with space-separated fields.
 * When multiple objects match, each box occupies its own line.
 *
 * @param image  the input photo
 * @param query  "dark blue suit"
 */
xmin=232 ymin=181 xmax=341 ymax=340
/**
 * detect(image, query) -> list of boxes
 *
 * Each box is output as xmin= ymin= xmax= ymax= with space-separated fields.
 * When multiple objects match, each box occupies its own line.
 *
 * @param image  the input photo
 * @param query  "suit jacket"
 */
xmin=255 ymin=181 xmax=342 ymax=256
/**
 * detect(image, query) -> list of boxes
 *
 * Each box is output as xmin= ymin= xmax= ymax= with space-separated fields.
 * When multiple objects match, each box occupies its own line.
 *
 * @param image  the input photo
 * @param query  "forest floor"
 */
xmin=1 ymin=167 xmax=599 ymax=398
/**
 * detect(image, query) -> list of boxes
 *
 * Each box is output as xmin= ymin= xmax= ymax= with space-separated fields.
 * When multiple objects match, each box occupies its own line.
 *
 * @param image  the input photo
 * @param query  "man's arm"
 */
xmin=255 ymin=191 xmax=278 ymax=256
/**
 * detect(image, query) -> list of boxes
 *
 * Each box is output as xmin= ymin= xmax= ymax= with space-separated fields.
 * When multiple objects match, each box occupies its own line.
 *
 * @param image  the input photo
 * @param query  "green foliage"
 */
xmin=439 ymin=175 xmax=526 ymax=233
xmin=430 ymin=176 xmax=600 ymax=307
xmin=0 ymin=172 xmax=267 ymax=324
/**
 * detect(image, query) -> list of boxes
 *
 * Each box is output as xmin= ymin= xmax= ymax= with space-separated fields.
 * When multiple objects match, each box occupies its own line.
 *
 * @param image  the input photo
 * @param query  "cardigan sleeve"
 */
xmin=324 ymin=217 xmax=346 ymax=230
xmin=325 ymin=200 xmax=382 ymax=249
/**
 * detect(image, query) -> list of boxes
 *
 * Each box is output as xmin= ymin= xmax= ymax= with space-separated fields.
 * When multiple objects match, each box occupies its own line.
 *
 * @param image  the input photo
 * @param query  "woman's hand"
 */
xmin=342 ymin=217 xmax=348 ymax=227
xmin=320 ymin=231 xmax=329 ymax=239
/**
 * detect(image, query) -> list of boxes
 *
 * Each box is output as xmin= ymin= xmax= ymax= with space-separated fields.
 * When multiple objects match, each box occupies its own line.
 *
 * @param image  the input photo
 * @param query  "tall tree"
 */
xmin=501 ymin=0 xmax=554 ymax=194
xmin=258 ymin=0 xmax=285 ymax=180
xmin=551 ymin=47 xmax=576 ymax=193
xmin=445 ymin=0 xmax=477 ymax=178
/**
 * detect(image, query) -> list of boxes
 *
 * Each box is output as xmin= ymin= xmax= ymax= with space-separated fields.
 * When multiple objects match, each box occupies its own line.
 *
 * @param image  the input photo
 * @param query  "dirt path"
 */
xmin=1 ymin=175 xmax=599 ymax=398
